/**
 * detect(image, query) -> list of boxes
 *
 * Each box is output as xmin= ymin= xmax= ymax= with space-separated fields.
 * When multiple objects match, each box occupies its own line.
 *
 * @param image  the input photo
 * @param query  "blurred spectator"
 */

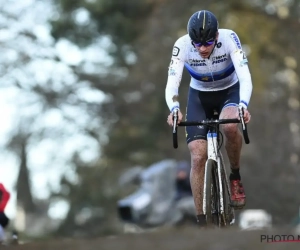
xmin=174 ymin=161 xmax=196 ymax=225
xmin=175 ymin=161 xmax=192 ymax=201
xmin=0 ymin=183 xmax=10 ymax=242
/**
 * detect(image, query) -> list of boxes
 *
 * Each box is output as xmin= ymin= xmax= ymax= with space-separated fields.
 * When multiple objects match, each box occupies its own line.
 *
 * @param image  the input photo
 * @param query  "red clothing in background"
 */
xmin=0 ymin=184 xmax=10 ymax=212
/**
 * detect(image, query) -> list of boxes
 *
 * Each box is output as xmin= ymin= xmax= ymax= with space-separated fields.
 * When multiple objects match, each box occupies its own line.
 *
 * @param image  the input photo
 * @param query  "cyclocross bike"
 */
xmin=172 ymin=106 xmax=250 ymax=228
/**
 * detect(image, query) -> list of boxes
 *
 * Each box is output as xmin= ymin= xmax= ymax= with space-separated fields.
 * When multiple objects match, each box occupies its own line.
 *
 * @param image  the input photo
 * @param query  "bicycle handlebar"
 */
xmin=172 ymin=108 xmax=250 ymax=148
xmin=178 ymin=118 xmax=240 ymax=126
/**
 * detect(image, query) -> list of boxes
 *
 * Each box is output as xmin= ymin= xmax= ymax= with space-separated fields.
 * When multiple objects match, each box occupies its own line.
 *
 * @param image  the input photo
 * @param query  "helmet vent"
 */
xmin=192 ymin=29 xmax=198 ymax=39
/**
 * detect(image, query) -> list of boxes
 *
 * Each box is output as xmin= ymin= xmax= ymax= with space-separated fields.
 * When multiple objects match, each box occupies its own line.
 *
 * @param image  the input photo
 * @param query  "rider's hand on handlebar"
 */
xmin=238 ymin=105 xmax=251 ymax=124
xmin=167 ymin=109 xmax=183 ymax=127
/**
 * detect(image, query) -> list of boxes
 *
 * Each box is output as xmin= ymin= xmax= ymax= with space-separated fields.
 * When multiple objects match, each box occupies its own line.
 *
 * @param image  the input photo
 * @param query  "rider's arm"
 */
xmin=228 ymin=31 xmax=253 ymax=109
xmin=0 ymin=183 xmax=10 ymax=212
xmin=165 ymin=37 xmax=187 ymax=112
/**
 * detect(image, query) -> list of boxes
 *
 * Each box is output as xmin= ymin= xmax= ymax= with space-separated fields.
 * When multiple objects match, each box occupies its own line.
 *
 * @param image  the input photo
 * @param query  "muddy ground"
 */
xmin=6 ymin=226 xmax=300 ymax=250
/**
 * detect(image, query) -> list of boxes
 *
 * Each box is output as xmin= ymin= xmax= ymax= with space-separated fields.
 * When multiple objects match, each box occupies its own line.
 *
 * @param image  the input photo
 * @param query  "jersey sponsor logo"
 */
xmin=189 ymin=59 xmax=206 ymax=66
xmin=217 ymin=42 xmax=222 ymax=48
xmin=240 ymin=51 xmax=248 ymax=66
xmin=239 ymin=58 xmax=248 ymax=66
xmin=212 ymin=54 xmax=227 ymax=60
xmin=230 ymin=32 xmax=242 ymax=49
xmin=189 ymin=59 xmax=206 ymax=63
xmin=168 ymin=68 xmax=176 ymax=76
xmin=172 ymin=46 xmax=180 ymax=56
xmin=191 ymin=63 xmax=206 ymax=66
xmin=235 ymin=50 xmax=248 ymax=67
xmin=212 ymin=58 xmax=227 ymax=64
xmin=212 ymin=53 xmax=227 ymax=64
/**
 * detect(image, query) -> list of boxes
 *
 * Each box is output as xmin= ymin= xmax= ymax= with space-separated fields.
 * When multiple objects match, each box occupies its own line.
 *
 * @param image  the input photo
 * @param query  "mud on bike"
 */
xmin=172 ymin=107 xmax=250 ymax=228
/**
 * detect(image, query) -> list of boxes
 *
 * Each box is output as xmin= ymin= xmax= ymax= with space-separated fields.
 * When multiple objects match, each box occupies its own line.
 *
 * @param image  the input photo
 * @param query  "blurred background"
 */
xmin=0 ymin=0 xmax=300 ymax=241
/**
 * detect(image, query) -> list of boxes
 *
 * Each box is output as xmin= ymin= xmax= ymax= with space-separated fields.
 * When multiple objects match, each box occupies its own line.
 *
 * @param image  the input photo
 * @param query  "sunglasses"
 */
xmin=193 ymin=40 xmax=215 ymax=47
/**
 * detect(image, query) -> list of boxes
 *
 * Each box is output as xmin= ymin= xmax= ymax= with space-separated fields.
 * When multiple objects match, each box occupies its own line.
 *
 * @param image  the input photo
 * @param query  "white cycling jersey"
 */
xmin=165 ymin=29 xmax=253 ymax=112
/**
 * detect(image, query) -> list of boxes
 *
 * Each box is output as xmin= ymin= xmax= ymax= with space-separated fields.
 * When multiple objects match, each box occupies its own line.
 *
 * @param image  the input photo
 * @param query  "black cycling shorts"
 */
xmin=0 ymin=212 xmax=9 ymax=228
xmin=185 ymin=82 xmax=240 ymax=144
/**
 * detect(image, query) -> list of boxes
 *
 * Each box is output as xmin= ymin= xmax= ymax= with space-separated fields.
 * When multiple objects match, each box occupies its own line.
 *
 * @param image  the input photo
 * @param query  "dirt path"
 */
xmin=9 ymin=227 xmax=300 ymax=250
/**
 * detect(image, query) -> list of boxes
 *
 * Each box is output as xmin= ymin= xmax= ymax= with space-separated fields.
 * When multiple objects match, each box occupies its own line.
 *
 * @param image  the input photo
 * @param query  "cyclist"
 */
xmin=165 ymin=10 xmax=252 ymax=227
xmin=0 ymin=183 xmax=10 ymax=242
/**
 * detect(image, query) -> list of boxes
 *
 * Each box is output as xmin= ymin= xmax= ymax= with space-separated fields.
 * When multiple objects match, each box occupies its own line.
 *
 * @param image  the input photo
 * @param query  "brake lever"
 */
xmin=172 ymin=110 xmax=178 ymax=148
xmin=238 ymin=106 xmax=246 ymax=130
xmin=238 ymin=106 xmax=250 ymax=144
xmin=172 ymin=110 xmax=178 ymax=133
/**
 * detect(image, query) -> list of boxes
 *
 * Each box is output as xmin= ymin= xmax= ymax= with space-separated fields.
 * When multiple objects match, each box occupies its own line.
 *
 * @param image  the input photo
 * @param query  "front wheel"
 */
xmin=219 ymin=158 xmax=235 ymax=227
xmin=204 ymin=159 xmax=219 ymax=227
